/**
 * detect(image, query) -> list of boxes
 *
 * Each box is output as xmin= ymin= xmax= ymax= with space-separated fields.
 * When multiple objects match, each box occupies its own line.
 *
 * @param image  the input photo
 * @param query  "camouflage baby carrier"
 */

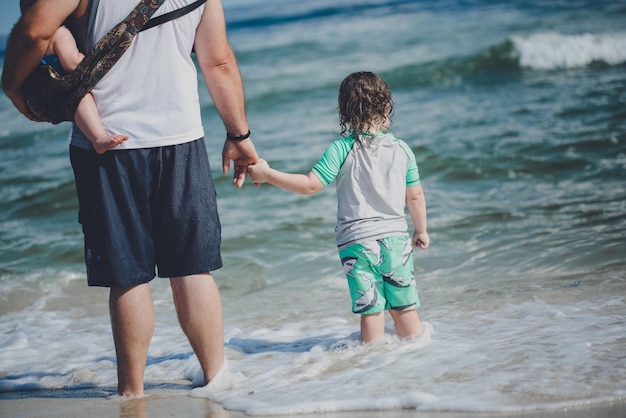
xmin=22 ymin=0 xmax=205 ymax=124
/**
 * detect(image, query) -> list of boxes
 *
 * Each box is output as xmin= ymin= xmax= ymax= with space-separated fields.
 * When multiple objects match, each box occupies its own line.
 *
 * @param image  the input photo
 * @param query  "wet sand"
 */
xmin=1 ymin=382 xmax=624 ymax=418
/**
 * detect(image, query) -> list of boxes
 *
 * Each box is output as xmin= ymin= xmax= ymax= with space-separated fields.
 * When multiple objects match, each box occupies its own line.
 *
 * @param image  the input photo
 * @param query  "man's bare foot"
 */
xmin=93 ymin=133 xmax=129 ymax=154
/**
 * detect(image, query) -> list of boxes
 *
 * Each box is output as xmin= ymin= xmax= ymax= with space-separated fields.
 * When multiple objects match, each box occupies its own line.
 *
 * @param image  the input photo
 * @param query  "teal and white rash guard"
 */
xmin=312 ymin=132 xmax=420 ymax=249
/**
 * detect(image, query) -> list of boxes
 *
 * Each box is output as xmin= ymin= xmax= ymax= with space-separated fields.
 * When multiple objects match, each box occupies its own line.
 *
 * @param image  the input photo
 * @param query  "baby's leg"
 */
xmin=74 ymin=93 xmax=128 ymax=154
xmin=389 ymin=309 xmax=422 ymax=339
xmin=360 ymin=312 xmax=385 ymax=343
xmin=90 ymin=132 xmax=128 ymax=154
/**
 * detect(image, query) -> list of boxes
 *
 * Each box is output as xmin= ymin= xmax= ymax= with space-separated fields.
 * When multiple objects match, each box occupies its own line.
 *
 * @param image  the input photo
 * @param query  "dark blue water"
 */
xmin=1 ymin=0 xmax=625 ymax=414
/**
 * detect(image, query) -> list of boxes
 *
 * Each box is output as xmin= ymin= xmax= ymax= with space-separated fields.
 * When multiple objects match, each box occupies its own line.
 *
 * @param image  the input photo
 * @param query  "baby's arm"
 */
xmin=406 ymin=184 xmax=430 ymax=249
xmin=248 ymin=159 xmax=324 ymax=195
xmin=51 ymin=26 xmax=84 ymax=72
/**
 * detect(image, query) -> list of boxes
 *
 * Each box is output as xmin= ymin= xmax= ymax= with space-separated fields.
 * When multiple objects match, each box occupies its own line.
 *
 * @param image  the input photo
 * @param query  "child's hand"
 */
xmin=413 ymin=231 xmax=430 ymax=250
xmin=248 ymin=159 xmax=271 ymax=185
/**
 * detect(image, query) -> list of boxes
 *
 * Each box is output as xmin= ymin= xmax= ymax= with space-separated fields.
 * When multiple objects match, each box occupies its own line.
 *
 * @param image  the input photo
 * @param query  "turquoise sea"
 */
xmin=1 ymin=0 xmax=625 ymax=415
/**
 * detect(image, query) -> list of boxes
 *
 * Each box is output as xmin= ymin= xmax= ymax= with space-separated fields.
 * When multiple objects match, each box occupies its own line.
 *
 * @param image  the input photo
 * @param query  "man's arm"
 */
xmin=2 ymin=0 xmax=83 ymax=120
xmin=194 ymin=0 xmax=258 ymax=187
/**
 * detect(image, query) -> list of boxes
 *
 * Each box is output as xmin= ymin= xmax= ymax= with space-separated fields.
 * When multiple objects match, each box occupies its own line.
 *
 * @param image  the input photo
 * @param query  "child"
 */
xmin=21 ymin=0 xmax=128 ymax=154
xmin=248 ymin=71 xmax=430 ymax=343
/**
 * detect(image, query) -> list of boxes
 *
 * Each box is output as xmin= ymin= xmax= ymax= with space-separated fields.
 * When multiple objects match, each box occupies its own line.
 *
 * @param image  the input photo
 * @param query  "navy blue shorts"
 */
xmin=70 ymin=139 xmax=223 ymax=287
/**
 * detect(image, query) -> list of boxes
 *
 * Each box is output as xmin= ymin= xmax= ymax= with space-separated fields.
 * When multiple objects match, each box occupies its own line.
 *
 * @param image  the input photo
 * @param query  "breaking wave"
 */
xmin=388 ymin=31 xmax=626 ymax=90
xmin=511 ymin=31 xmax=626 ymax=70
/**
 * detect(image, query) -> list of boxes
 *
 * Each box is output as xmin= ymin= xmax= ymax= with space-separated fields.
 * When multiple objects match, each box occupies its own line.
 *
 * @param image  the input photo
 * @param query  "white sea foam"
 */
xmin=185 ymin=294 xmax=624 ymax=415
xmin=512 ymin=32 xmax=626 ymax=69
xmin=190 ymin=322 xmax=437 ymax=415
xmin=1 ymin=265 xmax=625 ymax=414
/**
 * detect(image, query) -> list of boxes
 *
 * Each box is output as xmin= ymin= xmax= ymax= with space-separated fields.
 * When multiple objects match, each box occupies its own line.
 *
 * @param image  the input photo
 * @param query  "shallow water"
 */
xmin=0 ymin=0 xmax=625 ymax=415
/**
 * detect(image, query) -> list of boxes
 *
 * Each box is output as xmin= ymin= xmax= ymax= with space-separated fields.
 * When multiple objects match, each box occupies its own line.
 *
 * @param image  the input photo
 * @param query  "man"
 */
xmin=2 ymin=0 xmax=258 ymax=396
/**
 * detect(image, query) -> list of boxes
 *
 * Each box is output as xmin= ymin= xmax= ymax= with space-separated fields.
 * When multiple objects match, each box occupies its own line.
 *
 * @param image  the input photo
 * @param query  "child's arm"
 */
xmin=51 ymin=27 xmax=84 ymax=72
xmin=248 ymin=159 xmax=324 ymax=195
xmin=406 ymin=184 xmax=430 ymax=249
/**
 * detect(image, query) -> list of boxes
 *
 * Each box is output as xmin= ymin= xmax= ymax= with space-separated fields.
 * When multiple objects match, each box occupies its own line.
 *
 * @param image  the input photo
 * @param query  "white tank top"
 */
xmin=70 ymin=0 xmax=205 ymax=149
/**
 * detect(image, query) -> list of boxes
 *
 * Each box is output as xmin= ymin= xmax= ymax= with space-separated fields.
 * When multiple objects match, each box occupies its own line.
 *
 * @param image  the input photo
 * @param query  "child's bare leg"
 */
xmin=389 ymin=309 xmax=422 ymax=339
xmin=360 ymin=312 xmax=385 ymax=343
xmin=74 ymin=93 xmax=128 ymax=154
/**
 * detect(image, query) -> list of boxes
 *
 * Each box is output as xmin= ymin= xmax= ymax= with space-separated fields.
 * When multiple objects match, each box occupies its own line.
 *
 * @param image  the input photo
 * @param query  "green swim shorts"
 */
xmin=338 ymin=236 xmax=421 ymax=315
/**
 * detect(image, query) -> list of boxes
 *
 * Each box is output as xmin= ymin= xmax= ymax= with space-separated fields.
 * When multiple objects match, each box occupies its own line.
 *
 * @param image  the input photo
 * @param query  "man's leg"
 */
xmin=170 ymin=273 xmax=224 ymax=386
xmin=109 ymin=283 xmax=155 ymax=396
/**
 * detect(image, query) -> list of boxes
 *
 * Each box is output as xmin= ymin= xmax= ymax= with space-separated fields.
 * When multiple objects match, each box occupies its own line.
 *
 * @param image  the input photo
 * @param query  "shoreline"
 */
xmin=1 ymin=384 xmax=624 ymax=418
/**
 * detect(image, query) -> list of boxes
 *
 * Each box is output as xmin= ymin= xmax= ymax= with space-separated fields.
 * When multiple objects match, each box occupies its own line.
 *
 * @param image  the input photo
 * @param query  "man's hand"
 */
xmin=4 ymin=89 xmax=41 ymax=122
xmin=221 ymin=138 xmax=259 ymax=188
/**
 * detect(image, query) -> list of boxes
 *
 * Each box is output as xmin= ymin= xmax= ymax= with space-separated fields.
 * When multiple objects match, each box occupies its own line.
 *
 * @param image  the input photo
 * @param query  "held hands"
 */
xmin=413 ymin=230 xmax=430 ymax=250
xmin=222 ymin=138 xmax=259 ymax=188
xmin=247 ymin=159 xmax=271 ymax=186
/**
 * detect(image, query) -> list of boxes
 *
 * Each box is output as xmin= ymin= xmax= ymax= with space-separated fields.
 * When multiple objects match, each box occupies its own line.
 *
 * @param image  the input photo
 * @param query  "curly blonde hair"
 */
xmin=338 ymin=71 xmax=393 ymax=137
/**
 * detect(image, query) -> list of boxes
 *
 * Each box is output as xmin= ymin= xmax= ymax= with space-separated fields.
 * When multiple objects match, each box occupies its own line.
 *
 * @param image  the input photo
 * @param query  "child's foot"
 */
xmin=93 ymin=133 xmax=129 ymax=154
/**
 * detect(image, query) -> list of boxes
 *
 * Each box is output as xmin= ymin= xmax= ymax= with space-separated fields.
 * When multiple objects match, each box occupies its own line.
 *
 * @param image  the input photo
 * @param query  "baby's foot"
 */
xmin=93 ymin=133 xmax=129 ymax=154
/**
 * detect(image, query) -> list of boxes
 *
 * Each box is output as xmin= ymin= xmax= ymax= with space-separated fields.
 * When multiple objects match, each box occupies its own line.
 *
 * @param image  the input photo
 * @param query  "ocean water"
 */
xmin=1 ymin=0 xmax=625 ymax=415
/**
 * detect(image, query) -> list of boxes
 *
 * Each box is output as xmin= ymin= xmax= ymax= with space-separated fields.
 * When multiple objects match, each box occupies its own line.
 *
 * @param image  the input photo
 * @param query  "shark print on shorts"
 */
xmin=353 ymin=273 xmax=378 ymax=313
xmin=361 ymin=241 xmax=384 ymax=265
xmin=341 ymin=256 xmax=358 ymax=278
xmin=401 ymin=236 xmax=413 ymax=265
xmin=338 ymin=235 xmax=421 ymax=314
xmin=382 ymin=267 xmax=412 ymax=287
